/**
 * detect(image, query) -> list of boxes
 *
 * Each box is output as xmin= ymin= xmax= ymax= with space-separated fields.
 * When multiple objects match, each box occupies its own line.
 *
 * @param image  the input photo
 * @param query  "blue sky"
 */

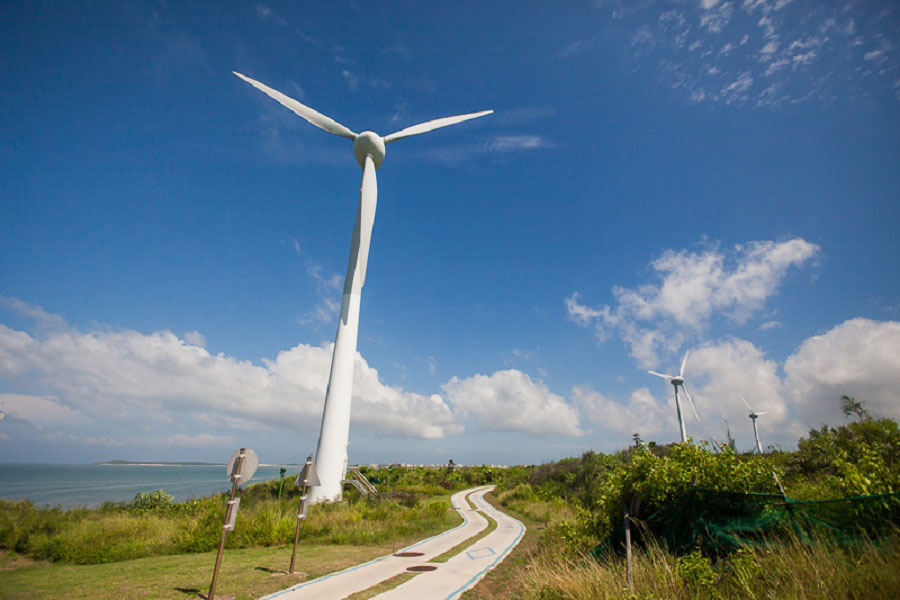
xmin=1 ymin=0 xmax=898 ymax=465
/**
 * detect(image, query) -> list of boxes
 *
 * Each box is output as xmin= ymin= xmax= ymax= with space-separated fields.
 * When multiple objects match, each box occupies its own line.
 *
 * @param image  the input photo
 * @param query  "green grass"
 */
xmin=519 ymin=533 xmax=900 ymax=599
xmin=0 ymin=544 xmax=398 ymax=599
xmin=0 ymin=492 xmax=459 ymax=566
xmin=469 ymin=490 xmax=900 ymax=600
xmin=344 ymin=572 xmax=418 ymax=600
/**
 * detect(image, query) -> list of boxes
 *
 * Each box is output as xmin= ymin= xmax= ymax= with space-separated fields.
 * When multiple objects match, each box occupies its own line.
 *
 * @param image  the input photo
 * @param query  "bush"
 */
xmin=130 ymin=489 xmax=174 ymax=511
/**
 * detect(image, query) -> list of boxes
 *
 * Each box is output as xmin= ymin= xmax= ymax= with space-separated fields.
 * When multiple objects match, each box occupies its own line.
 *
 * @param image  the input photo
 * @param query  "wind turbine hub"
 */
xmin=671 ymin=377 xmax=684 ymax=386
xmin=353 ymin=131 xmax=386 ymax=169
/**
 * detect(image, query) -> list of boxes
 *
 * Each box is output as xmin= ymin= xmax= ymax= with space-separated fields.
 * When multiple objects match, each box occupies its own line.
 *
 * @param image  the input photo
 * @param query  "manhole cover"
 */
xmin=394 ymin=552 xmax=424 ymax=557
xmin=406 ymin=565 xmax=438 ymax=572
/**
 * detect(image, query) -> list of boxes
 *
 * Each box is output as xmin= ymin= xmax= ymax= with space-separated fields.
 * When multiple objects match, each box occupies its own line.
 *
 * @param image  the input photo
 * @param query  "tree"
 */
xmin=841 ymin=395 xmax=869 ymax=422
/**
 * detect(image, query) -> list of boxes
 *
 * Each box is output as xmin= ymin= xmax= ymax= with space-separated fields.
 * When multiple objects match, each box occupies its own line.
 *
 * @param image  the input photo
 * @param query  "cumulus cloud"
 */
xmin=0 ymin=317 xmax=462 ymax=442
xmin=569 ymin=318 xmax=900 ymax=449
xmin=566 ymin=238 xmax=819 ymax=367
xmin=686 ymin=338 xmax=787 ymax=424
xmin=443 ymin=370 xmax=584 ymax=437
xmin=574 ymin=385 xmax=671 ymax=435
xmin=784 ymin=318 xmax=900 ymax=425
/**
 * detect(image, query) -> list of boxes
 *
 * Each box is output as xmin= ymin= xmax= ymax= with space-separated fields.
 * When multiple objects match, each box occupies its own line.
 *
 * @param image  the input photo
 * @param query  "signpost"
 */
xmin=289 ymin=454 xmax=320 ymax=574
xmin=208 ymin=447 xmax=258 ymax=600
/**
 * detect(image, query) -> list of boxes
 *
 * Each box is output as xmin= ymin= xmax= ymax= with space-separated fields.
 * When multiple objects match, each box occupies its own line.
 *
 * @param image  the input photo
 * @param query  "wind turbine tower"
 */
xmin=740 ymin=396 xmax=768 ymax=454
xmin=233 ymin=72 xmax=491 ymax=503
xmin=648 ymin=351 xmax=699 ymax=443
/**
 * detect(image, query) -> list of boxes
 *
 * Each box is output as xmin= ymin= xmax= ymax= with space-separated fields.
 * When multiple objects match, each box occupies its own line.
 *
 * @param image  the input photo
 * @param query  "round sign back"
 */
xmin=226 ymin=448 xmax=259 ymax=486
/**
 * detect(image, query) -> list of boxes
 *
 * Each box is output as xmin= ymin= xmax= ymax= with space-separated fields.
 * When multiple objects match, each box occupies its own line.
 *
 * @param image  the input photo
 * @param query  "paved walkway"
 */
xmin=371 ymin=486 xmax=525 ymax=600
xmin=261 ymin=486 xmax=506 ymax=600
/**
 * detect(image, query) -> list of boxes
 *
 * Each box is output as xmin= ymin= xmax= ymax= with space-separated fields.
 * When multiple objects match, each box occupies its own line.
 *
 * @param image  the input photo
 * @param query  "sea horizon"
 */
xmin=0 ymin=462 xmax=294 ymax=509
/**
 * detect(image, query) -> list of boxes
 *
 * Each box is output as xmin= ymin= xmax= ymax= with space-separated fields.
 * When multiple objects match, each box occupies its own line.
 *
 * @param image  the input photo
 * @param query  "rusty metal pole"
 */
xmin=289 ymin=455 xmax=313 ymax=575
xmin=208 ymin=449 xmax=245 ymax=600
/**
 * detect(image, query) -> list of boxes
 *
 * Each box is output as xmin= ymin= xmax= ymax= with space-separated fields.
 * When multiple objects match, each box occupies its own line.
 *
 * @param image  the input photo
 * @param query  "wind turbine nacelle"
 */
xmin=671 ymin=377 xmax=684 ymax=386
xmin=353 ymin=131 xmax=386 ymax=169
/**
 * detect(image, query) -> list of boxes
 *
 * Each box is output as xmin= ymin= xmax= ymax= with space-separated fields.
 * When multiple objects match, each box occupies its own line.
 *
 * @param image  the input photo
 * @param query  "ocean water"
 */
xmin=0 ymin=463 xmax=294 ymax=509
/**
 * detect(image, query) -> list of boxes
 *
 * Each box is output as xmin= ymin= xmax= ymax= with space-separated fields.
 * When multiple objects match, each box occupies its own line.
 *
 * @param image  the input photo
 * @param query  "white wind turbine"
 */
xmin=648 ymin=351 xmax=699 ymax=443
xmin=234 ymin=71 xmax=492 ymax=503
xmin=740 ymin=395 xmax=768 ymax=454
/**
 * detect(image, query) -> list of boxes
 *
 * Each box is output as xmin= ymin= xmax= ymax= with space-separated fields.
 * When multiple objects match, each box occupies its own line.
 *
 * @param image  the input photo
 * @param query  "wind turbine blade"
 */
xmin=755 ymin=412 xmax=769 ymax=416
xmin=647 ymin=371 xmax=673 ymax=381
xmin=356 ymin=155 xmax=378 ymax=287
xmin=383 ymin=110 xmax=493 ymax=143
xmin=683 ymin=385 xmax=700 ymax=421
xmin=680 ymin=351 xmax=689 ymax=378
xmin=233 ymin=71 xmax=358 ymax=140
xmin=739 ymin=395 xmax=755 ymax=412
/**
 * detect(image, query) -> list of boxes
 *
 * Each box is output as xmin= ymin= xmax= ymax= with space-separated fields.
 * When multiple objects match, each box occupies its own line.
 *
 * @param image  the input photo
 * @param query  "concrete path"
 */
xmin=371 ymin=486 xmax=525 ymax=600
xmin=261 ymin=486 xmax=493 ymax=600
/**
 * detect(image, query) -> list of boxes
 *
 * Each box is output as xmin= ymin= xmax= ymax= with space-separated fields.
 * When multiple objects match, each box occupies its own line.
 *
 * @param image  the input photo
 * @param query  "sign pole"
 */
xmin=208 ymin=449 xmax=245 ymax=600
xmin=289 ymin=454 xmax=317 ymax=574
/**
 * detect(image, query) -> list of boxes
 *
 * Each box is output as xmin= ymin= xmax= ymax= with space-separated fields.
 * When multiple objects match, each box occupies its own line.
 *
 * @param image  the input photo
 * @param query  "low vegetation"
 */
xmin=1 ymin=404 xmax=898 ymax=599
xmin=483 ymin=409 xmax=900 ymax=599
xmin=0 ymin=472 xmax=467 ymax=565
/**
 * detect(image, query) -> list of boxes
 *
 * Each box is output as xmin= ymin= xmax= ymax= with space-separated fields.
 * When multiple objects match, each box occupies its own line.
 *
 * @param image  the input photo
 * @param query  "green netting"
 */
xmin=595 ymin=489 xmax=900 ymax=559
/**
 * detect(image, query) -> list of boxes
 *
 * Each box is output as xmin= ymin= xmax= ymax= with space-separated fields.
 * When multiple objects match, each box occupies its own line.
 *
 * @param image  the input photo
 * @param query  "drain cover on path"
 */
xmin=406 ymin=565 xmax=438 ymax=572
xmin=393 ymin=552 xmax=424 ymax=557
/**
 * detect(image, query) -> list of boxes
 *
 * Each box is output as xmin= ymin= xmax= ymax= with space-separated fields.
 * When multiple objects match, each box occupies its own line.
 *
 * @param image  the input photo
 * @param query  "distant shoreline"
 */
xmin=96 ymin=460 xmax=299 ymax=467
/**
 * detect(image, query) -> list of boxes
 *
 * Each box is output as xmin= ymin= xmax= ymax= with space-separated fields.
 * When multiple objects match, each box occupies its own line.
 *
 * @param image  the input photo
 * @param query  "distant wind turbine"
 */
xmin=648 ymin=351 xmax=699 ymax=443
xmin=233 ymin=71 xmax=492 ymax=503
xmin=740 ymin=395 xmax=768 ymax=454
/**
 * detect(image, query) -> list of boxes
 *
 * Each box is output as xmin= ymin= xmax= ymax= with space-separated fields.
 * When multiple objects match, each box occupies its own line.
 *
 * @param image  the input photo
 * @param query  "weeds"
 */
xmin=0 ymin=490 xmax=457 ymax=565
xmin=521 ymin=533 xmax=900 ymax=599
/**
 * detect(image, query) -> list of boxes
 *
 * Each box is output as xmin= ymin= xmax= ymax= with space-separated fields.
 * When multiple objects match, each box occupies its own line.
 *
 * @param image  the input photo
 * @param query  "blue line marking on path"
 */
xmin=465 ymin=547 xmax=495 ymax=560
xmin=441 ymin=509 xmax=526 ymax=600
xmin=261 ymin=487 xmax=488 ymax=600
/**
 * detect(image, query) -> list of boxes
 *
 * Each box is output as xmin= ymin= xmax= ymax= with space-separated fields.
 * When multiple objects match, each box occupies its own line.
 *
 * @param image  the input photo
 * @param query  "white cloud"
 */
xmin=758 ymin=320 xmax=781 ymax=330
xmin=486 ymin=135 xmax=548 ymax=152
xmin=723 ymin=71 xmax=754 ymax=102
xmin=443 ymin=370 xmax=584 ymax=437
xmin=574 ymin=385 xmax=671 ymax=435
xmin=699 ymin=1 xmax=734 ymax=34
xmin=573 ymin=320 xmax=900 ymax=448
xmin=611 ymin=0 xmax=896 ymax=107
xmin=566 ymin=238 xmax=819 ymax=367
xmin=341 ymin=69 xmax=360 ymax=90
xmin=165 ymin=433 xmax=237 ymax=447
xmin=183 ymin=330 xmax=206 ymax=347
xmin=687 ymin=338 xmax=787 ymax=424
xmin=0 ymin=393 xmax=86 ymax=426
xmin=557 ymin=39 xmax=593 ymax=58
xmin=0 ymin=295 xmax=66 ymax=330
xmin=765 ymin=58 xmax=789 ymax=76
xmin=298 ymin=257 xmax=343 ymax=326
xmin=864 ymin=39 xmax=891 ymax=64
xmin=784 ymin=318 xmax=900 ymax=425
xmin=0 ymin=318 xmax=462 ymax=441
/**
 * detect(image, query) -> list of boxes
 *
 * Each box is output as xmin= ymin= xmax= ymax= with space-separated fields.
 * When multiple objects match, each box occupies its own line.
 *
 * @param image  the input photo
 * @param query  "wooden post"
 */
xmin=624 ymin=504 xmax=633 ymax=591
xmin=208 ymin=449 xmax=244 ymax=600
xmin=289 ymin=455 xmax=314 ymax=575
